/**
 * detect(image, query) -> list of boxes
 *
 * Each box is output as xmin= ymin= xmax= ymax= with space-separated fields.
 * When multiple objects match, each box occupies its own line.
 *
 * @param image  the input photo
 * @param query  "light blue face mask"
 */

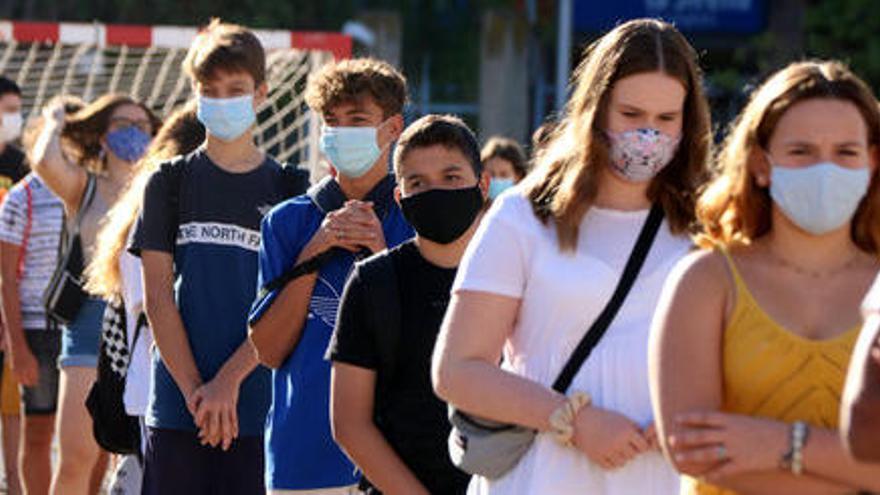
xmin=769 ymin=161 xmax=871 ymax=235
xmin=197 ymin=95 xmax=256 ymax=142
xmin=488 ymin=177 xmax=515 ymax=200
xmin=320 ymin=125 xmax=385 ymax=178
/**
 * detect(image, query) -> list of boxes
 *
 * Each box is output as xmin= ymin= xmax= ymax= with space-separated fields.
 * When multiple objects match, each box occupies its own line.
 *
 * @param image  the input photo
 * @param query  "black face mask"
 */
xmin=400 ymin=185 xmax=484 ymax=244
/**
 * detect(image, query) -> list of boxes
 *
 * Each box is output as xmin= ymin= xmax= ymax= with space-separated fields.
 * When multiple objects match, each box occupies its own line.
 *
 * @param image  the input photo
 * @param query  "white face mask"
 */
xmin=0 ymin=112 xmax=22 ymax=143
xmin=769 ymin=160 xmax=872 ymax=235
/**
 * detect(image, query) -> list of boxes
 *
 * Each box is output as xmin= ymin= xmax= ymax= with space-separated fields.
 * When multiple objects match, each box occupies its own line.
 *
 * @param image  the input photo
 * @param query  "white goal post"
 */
xmin=0 ymin=21 xmax=352 ymax=177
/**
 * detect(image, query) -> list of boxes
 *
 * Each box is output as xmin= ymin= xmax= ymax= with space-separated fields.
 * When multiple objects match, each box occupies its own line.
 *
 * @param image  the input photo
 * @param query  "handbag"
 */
xmin=86 ymin=299 xmax=145 ymax=455
xmin=43 ymin=173 xmax=97 ymax=325
xmin=448 ymin=204 xmax=665 ymax=479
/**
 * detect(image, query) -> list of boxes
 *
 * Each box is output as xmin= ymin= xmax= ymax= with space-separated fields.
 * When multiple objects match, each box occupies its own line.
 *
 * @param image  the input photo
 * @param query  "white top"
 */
xmin=453 ymin=191 xmax=689 ymax=495
xmin=120 ymin=229 xmax=153 ymax=416
xmin=0 ymin=174 xmax=63 ymax=330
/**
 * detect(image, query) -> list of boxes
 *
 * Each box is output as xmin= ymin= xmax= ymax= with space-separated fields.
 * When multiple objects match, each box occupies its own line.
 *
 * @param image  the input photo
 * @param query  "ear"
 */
xmin=868 ymin=144 xmax=879 ymax=172
xmin=387 ymin=113 xmax=404 ymax=141
xmin=478 ymin=170 xmax=491 ymax=201
xmin=253 ymin=82 xmax=269 ymax=107
xmin=748 ymin=147 xmax=771 ymax=188
xmin=394 ymin=184 xmax=402 ymax=207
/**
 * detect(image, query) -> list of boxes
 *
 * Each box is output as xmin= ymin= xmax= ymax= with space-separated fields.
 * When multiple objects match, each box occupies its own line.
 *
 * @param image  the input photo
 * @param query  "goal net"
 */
xmin=0 ymin=21 xmax=352 ymax=176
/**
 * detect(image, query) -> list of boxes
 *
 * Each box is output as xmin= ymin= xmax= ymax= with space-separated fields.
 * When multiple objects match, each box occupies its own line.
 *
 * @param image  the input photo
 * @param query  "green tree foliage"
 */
xmin=805 ymin=0 xmax=880 ymax=91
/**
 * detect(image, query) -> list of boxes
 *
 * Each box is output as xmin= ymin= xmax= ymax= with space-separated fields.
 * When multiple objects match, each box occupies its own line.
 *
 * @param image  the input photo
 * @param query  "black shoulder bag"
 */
xmin=448 ymin=204 xmax=665 ymax=479
xmin=86 ymin=299 xmax=146 ymax=455
xmin=44 ymin=173 xmax=98 ymax=325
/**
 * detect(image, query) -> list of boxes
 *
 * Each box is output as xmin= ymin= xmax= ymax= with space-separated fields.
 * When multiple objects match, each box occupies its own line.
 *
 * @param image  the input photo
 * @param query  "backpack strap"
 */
xmin=358 ymin=253 xmax=402 ymax=404
xmin=18 ymin=180 xmax=32 ymax=281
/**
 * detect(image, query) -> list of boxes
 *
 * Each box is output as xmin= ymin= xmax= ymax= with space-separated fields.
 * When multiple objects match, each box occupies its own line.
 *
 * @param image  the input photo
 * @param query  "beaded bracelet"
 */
xmin=780 ymin=421 xmax=810 ymax=475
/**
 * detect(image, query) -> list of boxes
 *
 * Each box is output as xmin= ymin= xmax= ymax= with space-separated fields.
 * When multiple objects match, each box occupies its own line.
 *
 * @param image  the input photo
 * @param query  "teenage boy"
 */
xmin=0 ymin=75 xmax=26 ymax=495
xmin=130 ymin=19 xmax=285 ymax=495
xmin=249 ymin=58 xmax=413 ymax=494
xmin=327 ymin=115 xmax=487 ymax=495
xmin=0 ymin=77 xmax=26 ymax=193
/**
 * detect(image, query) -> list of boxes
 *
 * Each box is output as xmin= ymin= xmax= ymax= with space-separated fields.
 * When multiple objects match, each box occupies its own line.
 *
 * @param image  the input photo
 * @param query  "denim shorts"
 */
xmin=58 ymin=297 xmax=106 ymax=368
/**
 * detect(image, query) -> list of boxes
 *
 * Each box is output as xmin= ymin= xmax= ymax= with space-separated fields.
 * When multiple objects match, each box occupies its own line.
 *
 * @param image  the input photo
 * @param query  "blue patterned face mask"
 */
xmin=105 ymin=126 xmax=151 ymax=162
xmin=197 ymin=95 xmax=256 ymax=142
xmin=769 ymin=160 xmax=871 ymax=235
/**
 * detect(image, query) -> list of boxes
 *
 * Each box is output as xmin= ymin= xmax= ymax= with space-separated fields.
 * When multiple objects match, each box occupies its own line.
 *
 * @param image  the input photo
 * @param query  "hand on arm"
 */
xmin=249 ymin=202 xmax=383 ymax=369
xmin=651 ymin=251 xmax=877 ymax=493
xmin=29 ymin=101 xmax=87 ymax=211
xmin=0 ymin=241 xmax=37 ymax=386
xmin=141 ymin=251 xmax=203 ymax=415
xmin=331 ymin=363 xmax=429 ymax=495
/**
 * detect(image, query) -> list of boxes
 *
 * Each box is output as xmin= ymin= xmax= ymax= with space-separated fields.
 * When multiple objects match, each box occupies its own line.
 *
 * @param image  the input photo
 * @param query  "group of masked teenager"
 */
xmin=0 ymin=15 xmax=878 ymax=495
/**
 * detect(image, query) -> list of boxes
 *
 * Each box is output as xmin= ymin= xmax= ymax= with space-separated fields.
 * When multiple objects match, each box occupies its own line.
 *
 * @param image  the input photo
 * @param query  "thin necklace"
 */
xmin=767 ymin=248 xmax=861 ymax=279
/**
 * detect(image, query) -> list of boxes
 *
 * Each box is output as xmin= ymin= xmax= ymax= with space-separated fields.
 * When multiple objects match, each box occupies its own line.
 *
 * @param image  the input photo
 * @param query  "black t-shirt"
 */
xmin=0 ymin=145 xmax=28 ymax=194
xmin=328 ymin=240 xmax=470 ymax=494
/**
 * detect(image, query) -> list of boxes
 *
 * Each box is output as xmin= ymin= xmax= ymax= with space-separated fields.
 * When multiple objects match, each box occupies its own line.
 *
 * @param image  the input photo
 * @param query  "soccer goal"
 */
xmin=0 ymin=21 xmax=351 ymax=176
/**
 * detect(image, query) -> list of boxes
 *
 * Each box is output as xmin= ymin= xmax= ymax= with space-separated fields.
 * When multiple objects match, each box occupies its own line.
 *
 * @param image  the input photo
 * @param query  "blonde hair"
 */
xmin=85 ymin=102 xmax=204 ymax=299
xmin=697 ymin=60 xmax=880 ymax=254
xmin=522 ymin=18 xmax=711 ymax=251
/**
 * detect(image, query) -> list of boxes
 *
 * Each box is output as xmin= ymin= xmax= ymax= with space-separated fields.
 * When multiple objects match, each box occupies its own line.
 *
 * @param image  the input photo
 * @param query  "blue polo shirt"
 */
xmin=249 ymin=175 xmax=413 ymax=490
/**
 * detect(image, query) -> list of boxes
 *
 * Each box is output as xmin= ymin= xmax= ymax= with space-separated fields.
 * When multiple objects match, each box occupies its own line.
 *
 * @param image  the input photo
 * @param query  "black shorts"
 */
xmin=141 ymin=427 xmax=265 ymax=495
xmin=21 ymin=330 xmax=60 ymax=415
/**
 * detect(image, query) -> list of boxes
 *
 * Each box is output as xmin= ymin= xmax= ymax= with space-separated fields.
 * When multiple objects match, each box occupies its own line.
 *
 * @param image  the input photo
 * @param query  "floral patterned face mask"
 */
xmin=606 ymin=128 xmax=681 ymax=183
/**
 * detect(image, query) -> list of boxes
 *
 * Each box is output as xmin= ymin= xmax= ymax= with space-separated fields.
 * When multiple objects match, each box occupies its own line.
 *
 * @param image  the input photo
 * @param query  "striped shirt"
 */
xmin=0 ymin=174 xmax=64 ymax=330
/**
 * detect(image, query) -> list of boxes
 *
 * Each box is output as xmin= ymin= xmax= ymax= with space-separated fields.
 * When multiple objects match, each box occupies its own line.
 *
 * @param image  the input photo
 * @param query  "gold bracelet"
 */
xmin=549 ymin=392 xmax=591 ymax=447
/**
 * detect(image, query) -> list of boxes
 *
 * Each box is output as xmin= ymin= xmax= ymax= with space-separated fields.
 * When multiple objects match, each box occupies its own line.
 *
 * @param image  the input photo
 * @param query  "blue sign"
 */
xmin=575 ymin=0 xmax=767 ymax=34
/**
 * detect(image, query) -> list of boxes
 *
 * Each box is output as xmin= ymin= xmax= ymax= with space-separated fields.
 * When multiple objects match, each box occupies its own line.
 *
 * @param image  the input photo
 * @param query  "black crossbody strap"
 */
xmin=551 ymin=204 xmax=665 ymax=393
xmin=255 ymin=249 xmax=336 ymax=302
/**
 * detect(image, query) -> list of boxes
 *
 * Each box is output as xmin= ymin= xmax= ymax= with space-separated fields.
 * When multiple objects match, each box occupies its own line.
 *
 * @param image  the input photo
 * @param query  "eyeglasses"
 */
xmin=109 ymin=116 xmax=153 ymax=134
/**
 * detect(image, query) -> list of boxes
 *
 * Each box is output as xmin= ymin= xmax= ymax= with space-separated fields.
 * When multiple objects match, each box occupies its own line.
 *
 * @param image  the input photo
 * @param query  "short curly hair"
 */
xmin=305 ymin=58 xmax=407 ymax=118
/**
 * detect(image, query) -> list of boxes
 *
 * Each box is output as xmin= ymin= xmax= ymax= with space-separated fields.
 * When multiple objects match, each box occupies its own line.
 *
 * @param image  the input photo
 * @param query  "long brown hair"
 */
xmin=697 ymin=60 xmax=880 ymax=254
xmin=85 ymin=102 xmax=204 ymax=299
xmin=523 ymin=18 xmax=711 ymax=251
xmin=61 ymin=93 xmax=160 ymax=171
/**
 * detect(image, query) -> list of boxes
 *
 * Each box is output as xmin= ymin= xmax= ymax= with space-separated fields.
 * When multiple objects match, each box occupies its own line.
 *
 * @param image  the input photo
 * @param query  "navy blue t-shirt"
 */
xmin=130 ymin=148 xmax=284 ymax=437
xmin=249 ymin=176 xmax=413 ymax=490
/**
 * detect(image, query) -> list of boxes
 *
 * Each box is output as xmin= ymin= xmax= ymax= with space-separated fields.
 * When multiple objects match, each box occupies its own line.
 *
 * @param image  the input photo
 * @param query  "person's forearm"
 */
xmin=433 ymin=357 xmax=565 ymax=432
xmin=146 ymin=292 xmax=202 ymax=398
xmin=845 ymin=393 xmax=880 ymax=461
xmin=336 ymin=421 xmax=428 ymax=495
xmin=212 ymin=340 xmax=259 ymax=387
xmin=800 ymin=428 xmax=880 ymax=490
xmin=249 ymin=272 xmax=318 ymax=369
xmin=709 ymin=428 xmax=879 ymax=493
xmin=0 ymin=277 xmax=25 ymax=353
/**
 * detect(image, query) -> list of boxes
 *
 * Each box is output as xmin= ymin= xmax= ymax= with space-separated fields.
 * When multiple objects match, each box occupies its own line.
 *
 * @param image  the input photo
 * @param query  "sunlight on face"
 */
xmin=399 ymin=144 xmax=478 ymax=197
xmin=767 ymin=98 xmax=874 ymax=171
xmin=606 ymin=71 xmax=686 ymax=138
